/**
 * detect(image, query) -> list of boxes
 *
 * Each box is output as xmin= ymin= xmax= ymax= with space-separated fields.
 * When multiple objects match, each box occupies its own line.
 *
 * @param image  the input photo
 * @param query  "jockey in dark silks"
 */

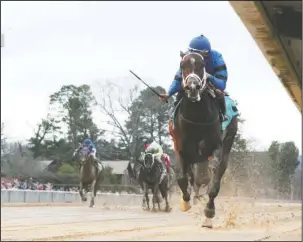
xmin=82 ymin=138 xmax=97 ymax=160
xmin=144 ymin=140 xmax=167 ymax=183
xmin=159 ymin=34 xmax=227 ymax=121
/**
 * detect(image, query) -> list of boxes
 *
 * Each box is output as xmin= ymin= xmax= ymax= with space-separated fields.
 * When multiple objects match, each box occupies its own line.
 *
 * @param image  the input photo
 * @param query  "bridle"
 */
xmin=143 ymin=153 xmax=155 ymax=170
xmin=179 ymin=52 xmax=220 ymax=126
xmin=181 ymin=52 xmax=207 ymax=93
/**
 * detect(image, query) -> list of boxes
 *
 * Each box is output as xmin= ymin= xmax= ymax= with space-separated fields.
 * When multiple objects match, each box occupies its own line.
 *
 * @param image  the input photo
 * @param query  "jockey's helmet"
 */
xmin=144 ymin=143 xmax=150 ymax=150
xmin=144 ymin=138 xmax=153 ymax=150
xmin=188 ymin=35 xmax=211 ymax=55
xmin=83 ymin=138 xmax=92 ymax=146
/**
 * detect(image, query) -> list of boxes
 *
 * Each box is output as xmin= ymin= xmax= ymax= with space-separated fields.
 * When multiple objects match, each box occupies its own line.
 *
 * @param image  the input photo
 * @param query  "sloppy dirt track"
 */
xmin=1 ymin=197 xmax=301 ymax=241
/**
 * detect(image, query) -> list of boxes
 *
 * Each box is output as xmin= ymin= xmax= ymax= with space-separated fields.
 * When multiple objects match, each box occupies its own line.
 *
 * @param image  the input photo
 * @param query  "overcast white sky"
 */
xmin=1 ymin=1 xmax=301 ymax=153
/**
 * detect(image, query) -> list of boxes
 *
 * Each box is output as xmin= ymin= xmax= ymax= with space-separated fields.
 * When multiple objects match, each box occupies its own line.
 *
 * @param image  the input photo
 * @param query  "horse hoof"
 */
xmin=165 ymin=206 xmax=172 ymax=212
xmin=204 ymin=207 xmax=215 ymax=218
xmin=83 ymin=197 xmax=87 ymax=202
xmin=180 ymin=199 xmax=191 ymax=212
xmin=202 ymin=218 xmax=213 ymax=228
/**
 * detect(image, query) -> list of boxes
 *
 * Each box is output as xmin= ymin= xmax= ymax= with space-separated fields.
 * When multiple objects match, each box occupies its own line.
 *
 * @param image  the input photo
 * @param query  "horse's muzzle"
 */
xmin=188 ymin=94 xmax=201 ymax=102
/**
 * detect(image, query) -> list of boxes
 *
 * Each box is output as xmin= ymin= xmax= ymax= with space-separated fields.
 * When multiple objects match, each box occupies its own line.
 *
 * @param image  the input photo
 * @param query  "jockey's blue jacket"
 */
xmin=168 ymin=50 xmax=228 ymax=96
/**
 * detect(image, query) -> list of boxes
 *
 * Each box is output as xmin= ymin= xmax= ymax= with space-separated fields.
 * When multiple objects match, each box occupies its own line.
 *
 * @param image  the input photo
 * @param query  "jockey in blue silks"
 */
xmin=82 ymin=138 xmax=97 ymax=160
xmin=159 ymin=34 xmax=227 ymax=121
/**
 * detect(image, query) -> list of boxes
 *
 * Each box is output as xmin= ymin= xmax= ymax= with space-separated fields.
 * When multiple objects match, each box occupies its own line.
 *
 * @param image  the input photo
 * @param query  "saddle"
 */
xmin=79 ymin=156 xmax=103 ymax=172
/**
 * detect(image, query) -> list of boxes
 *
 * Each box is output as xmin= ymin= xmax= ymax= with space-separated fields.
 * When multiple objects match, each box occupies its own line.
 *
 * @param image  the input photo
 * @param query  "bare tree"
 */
xmin=1 ymin=122 xmax=6 ymax=157
xmin=96 ymin=80 xmax=144 ymax=159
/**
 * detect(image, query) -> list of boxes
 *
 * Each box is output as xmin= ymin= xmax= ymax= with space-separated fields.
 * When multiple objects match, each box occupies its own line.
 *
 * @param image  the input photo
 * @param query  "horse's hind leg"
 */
xmin=177 ymin=151 xmax=191 ymax=212
xmin=193 ymin=163 xmax=209 ymax=205
xmin=160 ymin=181 xmax=171 ymax=212
xmin=192 ymin=164 xmax=202 ymax=205
xmin=203 ymin=118 xmax=238 ymax=227
xmin=89 ymin=179 xmax=96 ymax=208
xmin=203 ymin=146 xmax=223 ymax=228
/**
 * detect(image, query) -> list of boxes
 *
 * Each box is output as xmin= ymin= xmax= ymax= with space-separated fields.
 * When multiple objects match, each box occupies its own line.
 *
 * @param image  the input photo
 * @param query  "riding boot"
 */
xmin=217 ymin=95 xmax=227 ymax=122
xmin=158 ymin=160 xmax=167 ymax=184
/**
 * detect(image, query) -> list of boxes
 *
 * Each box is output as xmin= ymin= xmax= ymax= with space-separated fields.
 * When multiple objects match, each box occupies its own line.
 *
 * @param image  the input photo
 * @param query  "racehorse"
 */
xmin=72 ymin=144 xmax=104 ymax=208
xmin=127 ymin=159 xmax=175 ymax=210
xmin=141 ymin=153 xmax=171 ymax=212
xmin=190 ymin=113 xmax=239 ymax=206
xmin=128 ymin=154 xmax=171 ymax=212
xmin=169 ymin=51 xmax=225 ymax=227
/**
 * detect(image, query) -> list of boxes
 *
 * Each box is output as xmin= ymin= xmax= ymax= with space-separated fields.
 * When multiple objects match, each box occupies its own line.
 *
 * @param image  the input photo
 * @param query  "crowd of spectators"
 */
xmin=1 ymin=177 xmax=54 ymax=190
xmin=1 ymin=176 xmax=80 ymax=192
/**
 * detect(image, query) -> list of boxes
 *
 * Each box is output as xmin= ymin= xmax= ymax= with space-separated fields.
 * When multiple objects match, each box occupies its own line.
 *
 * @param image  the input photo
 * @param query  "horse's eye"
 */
xmin=196 ymin=84 xmax=201 ymax=89
xmin=184 ymin=85 xmax=189 ymax=90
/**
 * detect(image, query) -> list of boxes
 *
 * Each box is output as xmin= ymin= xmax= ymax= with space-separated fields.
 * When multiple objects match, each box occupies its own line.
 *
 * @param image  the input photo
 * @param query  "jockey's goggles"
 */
xmin=188 ymin=48 xmax=209 ymax=57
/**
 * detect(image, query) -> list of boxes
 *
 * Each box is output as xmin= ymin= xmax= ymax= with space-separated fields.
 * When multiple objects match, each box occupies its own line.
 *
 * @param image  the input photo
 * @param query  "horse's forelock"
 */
xmin=181 ymin=53 xmax=206 ymax=85
xmin=182 ymin=52 xmax=204 ymax=65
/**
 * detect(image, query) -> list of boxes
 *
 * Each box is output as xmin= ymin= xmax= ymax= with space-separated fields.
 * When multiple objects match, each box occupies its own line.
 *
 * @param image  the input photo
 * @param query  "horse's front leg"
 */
xmin=143 ymin=183 xmax=150 ymax=211
xmin=140 ymin=182 xmax=146 ymax=209
xmin=89 ymin=179 xmax=96 ymax=208
xmin=203 ymin=147 xmax=223 ymax=228
xmin=152 ymin=183 xmax=160 ymax=212
xmin=177 ymin=150 xmax=191 ymax=212
xmin=79 ymin=182 xmax=87 ymax=202
xmin=161 ymin=179 xmax=171 ymax=212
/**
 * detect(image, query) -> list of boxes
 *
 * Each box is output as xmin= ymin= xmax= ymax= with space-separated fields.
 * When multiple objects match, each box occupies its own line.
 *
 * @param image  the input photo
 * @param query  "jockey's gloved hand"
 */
xmin=159 ymin=94 xmax=169 ymax=102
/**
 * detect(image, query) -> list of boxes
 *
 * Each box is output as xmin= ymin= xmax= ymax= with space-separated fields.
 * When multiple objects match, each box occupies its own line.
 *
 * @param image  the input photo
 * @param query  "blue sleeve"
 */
xmin=168 ymin=69 xmax=182 ymax=96
xmin=208 ymin=53 xmax=227 ymax=91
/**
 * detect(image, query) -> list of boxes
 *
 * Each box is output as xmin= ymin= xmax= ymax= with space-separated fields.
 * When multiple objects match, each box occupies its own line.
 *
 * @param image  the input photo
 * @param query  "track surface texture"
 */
xmin=1 ymin=197 xmax=301 ymax=241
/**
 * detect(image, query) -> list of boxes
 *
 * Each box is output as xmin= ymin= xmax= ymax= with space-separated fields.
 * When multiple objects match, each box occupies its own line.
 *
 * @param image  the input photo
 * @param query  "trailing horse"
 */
xmin=72 ymin=144 xmax=104 ymax=208
xmin=127 ymin=155 xmax=171 ymax=212
xmin=141 ymin=153 xmax=171 ymax=212
xmin=127 ymin=158 xmax=175 ymax=210
xmin=169 ymin=51 xmax=226 ymax=227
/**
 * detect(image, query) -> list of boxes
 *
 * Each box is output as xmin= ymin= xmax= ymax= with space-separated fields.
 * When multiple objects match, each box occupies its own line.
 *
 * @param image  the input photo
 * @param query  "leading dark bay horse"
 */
xmin=72 ymin=144 xmax=104 ymax=208
xmin=169 ymin=51 xmax=226 ymax=227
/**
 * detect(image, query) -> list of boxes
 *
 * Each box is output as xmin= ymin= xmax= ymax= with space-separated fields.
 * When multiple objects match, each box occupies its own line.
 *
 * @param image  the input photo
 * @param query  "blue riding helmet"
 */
xmin=83 ymin=138 xmax=92 ymax=146
xmin=188 ymin=35 xmax=211 ymax=54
